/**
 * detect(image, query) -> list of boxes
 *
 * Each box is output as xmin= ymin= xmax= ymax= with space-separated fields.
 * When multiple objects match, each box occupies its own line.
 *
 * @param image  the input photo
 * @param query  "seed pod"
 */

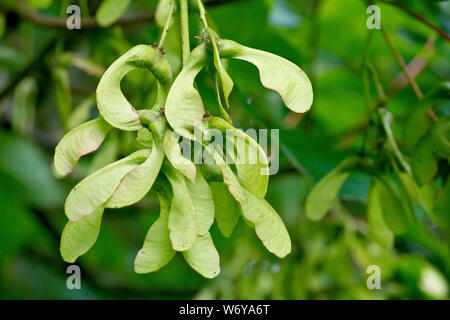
xmin=54 ymin=118 xmax=112 ymax=177
xmin=163 ymin=164 xmax=199 ymax=251
xmin=97 ymin=45 xmax=172 ymax=131
xmin=207 ymin=117 xmax=269 ymax=198
xmin=105 ymin=136 xmax=165 ymax=208
xmin=182 ymin=232 xmax=220 ymax=279
xmin=65 ymin=149 xmax=150 ymax=221
xmin=186 ymin=170 xmax=215 ymax=236
xmin=163 ymin=129 xmax=197 ymax=183
xmin=60 ymin=207 xmax=104 ymax=263
xmin=218 ymin=39 xmax=313 ymax=113
xmin=165 ymin=44 xmax=208 ymax=139
xmin=135 ymin=190 xmax=176 ymax=273
xmin=239 ymin=188 xmax=291 ymax=258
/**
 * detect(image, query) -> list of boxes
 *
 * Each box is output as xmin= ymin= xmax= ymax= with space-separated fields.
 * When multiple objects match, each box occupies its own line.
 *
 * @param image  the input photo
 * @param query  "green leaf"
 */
xmin=12 ymin=77 xmax=37 ymax=136
xmin=52 ymin=67 xmax=72 ymax=129
xmin=54 ymin=118 xmax=112 ymax=177
xmin=95 ymin=0 xmax=131 ymax=27
xmin=411 ymin=116 xmax=450 ymax=186
xmin=60 ymin=207 xmax=104 ymax=263
xmin=67 ymin=95 xmax=96 ymax=130
xmin=239 ymin=188 xmax=291 ymax=258
xmin=134 ymin=191 xmax=176 ymax=273
xmin=208 ymin=117 xmax=269 ymax=198
xmin=163 ymin=129 xmax=196 ymax=183
xmin=376 ymin=175 xmax=410 ymax=235
xmin=210 ymin=182 xmax=240 ymax=237
xmin=26 ymin=0 xmax=52 ymax=9
xmin=163 ymin=165 xmax=198 ymax=251
xmin=182 ymin=233 xmax=220 ymax=278
xmin=367 ymin=181 xmax=394 ymax=249
xmin=186 ymin=170 xmax=215 ymax=235
xmin=155 ymin=0 xmax=174 ymax=28
xmin=432 ymin=178 xmax=450 ymax=228
xmin=219 ymin=39 xmax=313 ymax=113
xmin=105 ymin=136 xmax=165 ymax=208
xmin=65 ymin=149 xmax=150 ymax=221
xmin=165 ymin=44 xmax=208 ymax=139
xmin=0 ymin=132 xmax=64 ymax=209
xmin=97 ymin=45 xmax=172 ymax=131
xmin=305 ymin=157 xmax=358 ymax=221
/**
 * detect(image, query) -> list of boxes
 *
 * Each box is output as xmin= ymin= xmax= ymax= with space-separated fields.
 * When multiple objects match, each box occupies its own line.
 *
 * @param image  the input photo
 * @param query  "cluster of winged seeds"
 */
xmin=54 ymin=33 xmax=313 ymax=278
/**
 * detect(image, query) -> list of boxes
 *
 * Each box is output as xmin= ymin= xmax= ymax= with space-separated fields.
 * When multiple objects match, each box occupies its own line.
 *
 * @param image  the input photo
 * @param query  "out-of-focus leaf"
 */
xmin=432 ymin=178 xmax=450 ymax=228
xmin=411 ymin=116 xmax=450 ymax=185
xmin=165 ymin=44 xmax=208 ymax=139
xmin=182 ymin=233 xmax=220 ymax=278
xmin=210 ymin=182 xmax=240 ymax=237
xmin=67 ymin=54 xmax=105 ymax=77
xmin=0 ymin=131 xmax=64 ymax=209
xmin=239 ymin=188 xmax=291 ymax=258
xmin=65 ymin=149 xmax=150 ymax=221
xmin=60 ymin=207 xmax=104 ymax=263
xmin=26 ymin=0 xmax=52 ymax=9
xmin=305 ymin=157 xmax=359 ymax=221
xmin=54 ymin=118 xmax=112 ymax=177
xmin=185 ymin=170 xmax=214 ymax=236
xmin=95 ymin=0 xmax=131 ymax=27
xmin=155 ymin=0 xmax=174 ymax=28
xmin=367 ymin=181 xmax=394 ymax=249
xmin=12 ymin=77 xmax=36 ymax=136
xmin=377 ymin=175 xmax=410 ymax=234
xmin=219 ymin=39 xmax=313 ymax=113
xmin=67 ymin=95 xmax=96 ymax=130
xmin=52 ymin=67 xmax=72 ymax=129
xmin=163 ymin=165 xmax=198 ymax=251
xmin=135 ymin=191 xmax=176 ymax=273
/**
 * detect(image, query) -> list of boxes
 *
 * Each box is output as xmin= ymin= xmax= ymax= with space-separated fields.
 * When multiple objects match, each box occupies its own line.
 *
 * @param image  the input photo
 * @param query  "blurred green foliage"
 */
xmin=0 ymin=0 xmax=449 ymax=299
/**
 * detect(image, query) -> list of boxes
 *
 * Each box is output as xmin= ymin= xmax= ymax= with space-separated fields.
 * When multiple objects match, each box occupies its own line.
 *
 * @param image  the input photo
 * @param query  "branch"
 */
xmin=381 ymin=26 xmax=439 ymax=121
xmin=378 ymin=0 xmax=450 ymax=42
xmin=15 ymin=0 xmax=247 ymax=29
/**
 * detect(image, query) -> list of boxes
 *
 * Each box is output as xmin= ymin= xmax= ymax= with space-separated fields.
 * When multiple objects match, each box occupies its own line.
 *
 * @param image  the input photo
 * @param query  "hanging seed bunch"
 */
xmin=54 ymin=0 xmax=313 ymax=278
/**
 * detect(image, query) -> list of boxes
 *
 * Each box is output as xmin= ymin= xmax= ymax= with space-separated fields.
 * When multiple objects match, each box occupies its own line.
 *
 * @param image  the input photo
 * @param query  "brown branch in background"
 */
xmin=381 ymin=26 xmax=439 ymax=122
xmin=378 ymin=0 xmax=450 ymax=42
xmin=15 ymin=0 xmax=247 ymax=29
xmin=381 ymin=26 xmax=424 ymax=99
xmin=16 ymin=0 xmax=154 ymax=28
xmin=338 ymin=35 xmax=437 ymax=149
xmin=389 ymin=36 xmax=436 ymax=97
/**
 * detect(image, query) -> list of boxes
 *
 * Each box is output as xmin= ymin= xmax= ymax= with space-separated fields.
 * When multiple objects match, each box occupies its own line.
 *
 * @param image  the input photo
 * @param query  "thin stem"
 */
xmin=378 ymin=0 xmax=450 ymax=42
xmin=180 ymin=0 xmax=190 ymax=65
xmin=381 ymin=26 xmax=423 ymax=99
xmin=158 ymin=0 xmax=175 ymax=49
xmin=381 ymin=26 xmax=439 ymax=121
xmin=195 ymin=0 xmax=209 ymax=29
